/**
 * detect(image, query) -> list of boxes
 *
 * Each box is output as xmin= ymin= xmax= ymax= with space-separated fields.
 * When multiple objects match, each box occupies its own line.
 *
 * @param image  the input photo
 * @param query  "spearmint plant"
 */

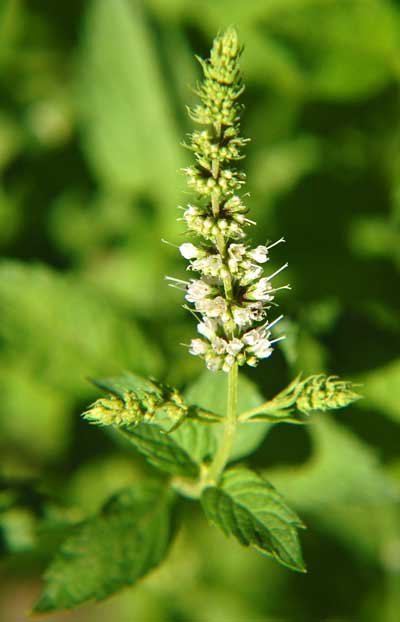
xmin=33 ymin=28 xmax=361 ymax=614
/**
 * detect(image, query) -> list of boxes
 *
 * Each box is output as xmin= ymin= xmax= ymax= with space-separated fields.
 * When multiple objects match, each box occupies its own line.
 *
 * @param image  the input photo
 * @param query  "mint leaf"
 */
xmin=121 ymin=423 xmax=200 ymax=477
xmin=201 ymin=466 xmax=306 ymax=573
xmin=33 ymin=481 xmax=174 ymax=613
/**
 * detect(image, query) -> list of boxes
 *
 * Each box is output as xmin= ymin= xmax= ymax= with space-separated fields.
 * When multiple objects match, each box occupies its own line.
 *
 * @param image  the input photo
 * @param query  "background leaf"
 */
xmin=79 ymin=0 xmax=182 ymax=234
xmin=268 ymin=417 xmax=400 ymax=562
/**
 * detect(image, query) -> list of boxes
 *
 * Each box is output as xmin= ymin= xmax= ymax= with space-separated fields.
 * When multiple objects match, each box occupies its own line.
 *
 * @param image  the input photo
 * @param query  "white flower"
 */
xmin=222 ymin=354 xmax=236 ymax=372
xmin=242 ymin=327 xmax=263 ymax=346
xmin=197 ymin=318 xmax=218 ymax=340
xmin=244 ymin=277 xmax=274 ymax=302
xmin=211 ymin=337 xmax=228 ymax=354
xmin=249 ymin=338 xmax=272 ymax=359
xmin=226 ymin=338 xmax=244 ymax=355
xmin=205 ymin=352 xmax=222 ymax=372
xmin=197 ymin=295 xmax=228 ymax=318
xmin=191 ymin=254 xmax=222 ymax=277
xmin=189 ymin=338 xmax=209 ymax=356
xmin=240 ymin=263 xmax=263 ymax=285
xmin=232 ymin=305 xmax=252 ymax=327
xmin=180 ymin=243 xmax=200 ymax=259
xmin=184 ymin=205 xmax=199 ymax=217
xmin=248 ymin=245 xmax=269 ymax=263
xmin=227 ymin=244 xmax=246 ymax=272
xmin=248 ymin=303 xmax=265 ymax=321
xmin=186 ymin=279 xmax=213 ymax=303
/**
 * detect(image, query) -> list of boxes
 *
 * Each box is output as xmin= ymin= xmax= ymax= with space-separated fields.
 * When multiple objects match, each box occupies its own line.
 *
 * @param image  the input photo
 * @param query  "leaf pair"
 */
xmin=34 ymin=467 xmax=305 ymax=614
xmin=33 ymin=371 xmax=307 ymax=613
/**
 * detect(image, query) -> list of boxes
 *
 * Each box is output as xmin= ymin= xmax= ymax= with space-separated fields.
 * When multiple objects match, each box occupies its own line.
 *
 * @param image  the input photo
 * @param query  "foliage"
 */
xmin=1 ymin=1 xmax=400 ymax=621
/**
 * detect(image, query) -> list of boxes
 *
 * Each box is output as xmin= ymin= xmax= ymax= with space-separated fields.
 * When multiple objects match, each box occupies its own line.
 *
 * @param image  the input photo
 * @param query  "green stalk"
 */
xmin=207 ymin=362 xmax=238 ymax=484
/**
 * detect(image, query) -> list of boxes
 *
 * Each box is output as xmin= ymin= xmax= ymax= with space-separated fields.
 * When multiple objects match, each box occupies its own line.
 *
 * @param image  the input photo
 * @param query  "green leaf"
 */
xmin=268 ymin=418 xmax=399 ymax=561
xmin=85 ymin=372 xmax=221 ymax=478
xmin=360 ymin=359 xmax=400 ymax=423
xmin=121 ymin=424 xmax=200 ymax=478
xmin=33 ymin=481 xmax=174 ymax=613
xmin=79 ymin=0 xmax=182 ymax=233
xmin=185 ymin=371 xmax=270 ymax=461
xmin=0 ymin=261 xmax=162 ymax=394
xmin=201 ymin=466 xmax=306 ymax=573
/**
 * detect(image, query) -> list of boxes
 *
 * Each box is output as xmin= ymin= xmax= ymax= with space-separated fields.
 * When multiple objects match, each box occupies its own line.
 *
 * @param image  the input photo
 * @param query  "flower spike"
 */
xmin=170 ymin=27 xmax=289 ymax=373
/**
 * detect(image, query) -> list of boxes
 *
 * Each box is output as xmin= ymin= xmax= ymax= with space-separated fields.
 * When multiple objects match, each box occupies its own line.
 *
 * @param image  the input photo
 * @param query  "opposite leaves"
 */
xmin=201 ymin=466 xmax=306 ymax=573
xmin=33 ymin=481 xmax=174 ymax=613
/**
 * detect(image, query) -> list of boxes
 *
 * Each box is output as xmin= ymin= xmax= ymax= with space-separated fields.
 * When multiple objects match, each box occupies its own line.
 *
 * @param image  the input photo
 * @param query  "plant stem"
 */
xmin=207 ymin=362 xmax=239 ymax=484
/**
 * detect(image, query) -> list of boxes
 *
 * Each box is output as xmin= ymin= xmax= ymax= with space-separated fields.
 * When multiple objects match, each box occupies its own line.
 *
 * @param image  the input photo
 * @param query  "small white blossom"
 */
xmin=226 ymin=338 xmax=244 ymax=355
xmin=211 ymin=337 xmax=228 ymax=354
xmin=248 ymin=245 xmax=269 ymax=263
xmin=242 ymin=327 xmax=263 ymax=346
xmin=222 ymin=354 xmax=236 ymax=372
xmin=205 ymin=352 xmax=222 ymax=371
xmin=180 ymin=243 xmax=201 ymax=259
xmin=248 ymin=303 xmax=265 ymax=321
xmin=189 ymin=338 xmax=208 ymax=356
xmin=191 ymin=254 xmax=223 ymax=277
xmin=197 ymin=296 xmax=228 ymax=319
xmin=197 ymin=318 xmax=218 ymax=340
xmin=244 ymin=277 xmax=274 ymax=302
xmin=240 ymin=263 xmax=263 ymax=285
xmin=249 ymin=338 xmax=272 ymax=359
xmin=228 ymin=244 xmax=246 ymax=272
xmin=186 ymin=279 xmax=213 ymax=303
xmin=232 ymin=306 xmax=252 ymax=327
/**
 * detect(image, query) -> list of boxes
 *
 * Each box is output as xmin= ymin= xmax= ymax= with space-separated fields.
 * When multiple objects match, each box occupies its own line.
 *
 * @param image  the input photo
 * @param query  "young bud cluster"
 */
xmin=295 ymin=375 xmax=362 ymax=414
xmin=170 ymin=28 xmax=289 ymax=373
xmin=83 ymin=383 xmax=189 ymax=428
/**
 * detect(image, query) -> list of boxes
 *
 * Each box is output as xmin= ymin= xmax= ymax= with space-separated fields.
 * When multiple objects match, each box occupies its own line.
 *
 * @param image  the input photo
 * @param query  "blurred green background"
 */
xmin=1 ymin=0 xmax=400 ymax=620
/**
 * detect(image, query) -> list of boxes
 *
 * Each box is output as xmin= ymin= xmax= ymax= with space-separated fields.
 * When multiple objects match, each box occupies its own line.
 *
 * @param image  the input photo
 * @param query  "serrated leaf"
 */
xmin=201 ymin=466 xmax=306 ymax=573
xmin=185 ymin=371 xmax=270 ymax=461
xmin=33 ymin=481 xmax=174 ymax=613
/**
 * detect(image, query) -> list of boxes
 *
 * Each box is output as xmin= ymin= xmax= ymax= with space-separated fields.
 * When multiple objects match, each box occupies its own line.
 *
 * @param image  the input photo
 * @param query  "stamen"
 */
xmin=265 ymin=315 xmax=284 ymax=330
xmin=266 ymin=263 xmax=288 ymax=281
xmin=270 ymin=336 xmax=286 ymax=345
xmin=266 ymin=237 xmax=285 ymax=250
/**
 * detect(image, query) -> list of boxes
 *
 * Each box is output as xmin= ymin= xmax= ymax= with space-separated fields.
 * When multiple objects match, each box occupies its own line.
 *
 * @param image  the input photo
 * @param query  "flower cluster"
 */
xmin=83 ymin=382 xmax=189 ymax=428
xmin=169 ymin=28 xmax=289 ymax=373
xmin=295 ymin=375 xmax=362 ymax=414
